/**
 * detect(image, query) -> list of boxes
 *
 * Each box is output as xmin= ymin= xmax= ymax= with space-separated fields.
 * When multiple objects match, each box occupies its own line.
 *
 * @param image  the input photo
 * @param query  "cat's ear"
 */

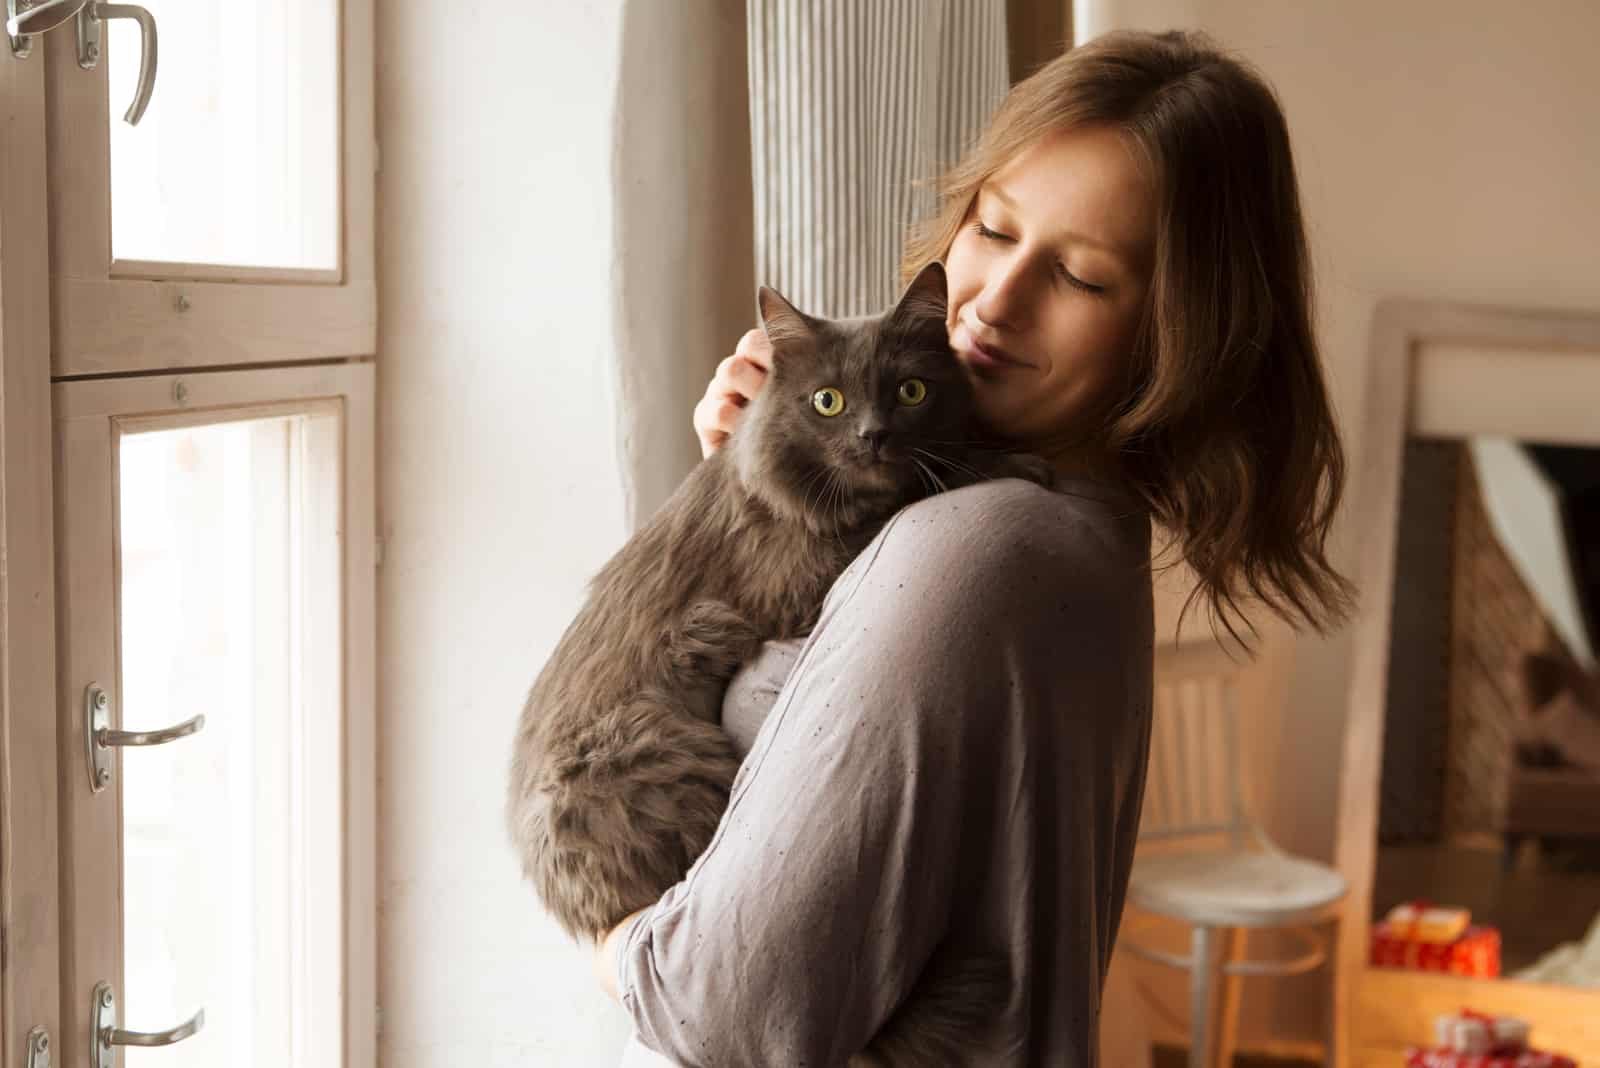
xmin=757 ymin=285 xmax=817 ymax=357
xmin=887 ymin=260 xmax=949 ymax=329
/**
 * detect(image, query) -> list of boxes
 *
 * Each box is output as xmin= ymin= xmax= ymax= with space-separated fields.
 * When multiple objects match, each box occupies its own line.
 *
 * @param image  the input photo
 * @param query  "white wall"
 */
xmin=375 ymin=2 xmax=748 ymax=1063
xmin=1082 ymin=0 xmax=1600 ymax=1050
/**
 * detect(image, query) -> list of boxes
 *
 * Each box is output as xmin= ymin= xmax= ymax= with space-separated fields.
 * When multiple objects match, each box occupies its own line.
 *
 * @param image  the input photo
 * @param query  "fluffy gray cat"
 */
xmin=506 ymin=260 xmax=1050 ymax=1063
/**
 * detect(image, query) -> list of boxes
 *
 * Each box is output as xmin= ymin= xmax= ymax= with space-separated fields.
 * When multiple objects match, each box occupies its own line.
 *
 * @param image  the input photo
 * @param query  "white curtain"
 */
xmin=746 ymin=0 xmax=1010 ymax=318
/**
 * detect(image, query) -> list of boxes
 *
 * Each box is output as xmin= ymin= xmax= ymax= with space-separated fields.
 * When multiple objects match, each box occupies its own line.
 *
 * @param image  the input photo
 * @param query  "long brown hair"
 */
xmin=903 ymin=28 xmax=1356 ymax=645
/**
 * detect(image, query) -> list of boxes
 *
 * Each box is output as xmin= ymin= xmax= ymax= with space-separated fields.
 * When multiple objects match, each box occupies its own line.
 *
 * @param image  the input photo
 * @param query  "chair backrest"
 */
xmin=1138 ymin=641 xmax=1254 ymax=848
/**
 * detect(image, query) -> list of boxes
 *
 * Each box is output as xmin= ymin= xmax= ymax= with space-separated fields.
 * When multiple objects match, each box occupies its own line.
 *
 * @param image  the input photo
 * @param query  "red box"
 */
xmin=1404 ymin=1049 xmax=1576 ymax=1067
xmin=1370 ymin=922 xmax=1501 ymax=978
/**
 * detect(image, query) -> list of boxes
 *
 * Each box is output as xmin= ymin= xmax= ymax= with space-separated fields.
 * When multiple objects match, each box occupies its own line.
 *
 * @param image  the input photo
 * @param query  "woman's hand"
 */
xmin=593 ymin=907 xmax=650 ymax=1005
xmin=693 ymin=328 xmax=772 ymax=459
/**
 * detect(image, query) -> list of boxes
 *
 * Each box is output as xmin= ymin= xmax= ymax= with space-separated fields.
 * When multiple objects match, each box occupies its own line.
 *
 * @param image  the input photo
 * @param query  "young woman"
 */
xmin=597 ymin=27 xmax=1353 ymax=1066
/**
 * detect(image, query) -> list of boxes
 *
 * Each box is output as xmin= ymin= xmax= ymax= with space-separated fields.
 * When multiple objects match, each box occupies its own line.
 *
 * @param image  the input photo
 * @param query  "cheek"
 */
xmin=1043 ymin=298 xmax=1132 ymax=369
xmin=942 ymin=232 xmax=981 ymax=323
xmin=1035 ymin=315 xmax=1136 ymax=415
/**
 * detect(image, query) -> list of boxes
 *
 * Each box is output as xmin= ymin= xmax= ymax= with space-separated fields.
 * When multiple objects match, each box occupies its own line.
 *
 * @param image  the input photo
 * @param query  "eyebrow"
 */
xmin=982 ymin=181 xmax=1129 ymax=263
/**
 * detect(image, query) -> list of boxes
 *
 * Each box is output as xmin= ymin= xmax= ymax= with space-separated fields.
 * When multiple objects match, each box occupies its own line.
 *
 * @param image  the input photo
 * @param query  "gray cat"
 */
xmin=506 ymin=260 xmax=1050 ymax=1062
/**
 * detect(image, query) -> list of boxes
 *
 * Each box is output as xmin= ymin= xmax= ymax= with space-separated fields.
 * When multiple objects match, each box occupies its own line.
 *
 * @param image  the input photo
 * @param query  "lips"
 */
xmin=956 ymin=323 xmax=1029 ymax=370
xmin=972 ymin=337 xmax=1023 ymax=366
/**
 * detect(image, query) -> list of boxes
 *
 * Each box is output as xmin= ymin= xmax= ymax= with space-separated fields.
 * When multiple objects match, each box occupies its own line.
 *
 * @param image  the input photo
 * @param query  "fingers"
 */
xmin=713 ymin=353 xmax=768 ymax=402
xmin=694 ymin=329 xmax=774 ymax=458
xmin=694 ymin=391 xmax=746 ymax=435
xmin=734 ymin=327 xmax=773 ymax=371
xmin=693 ymin=393 xmax=741 ymax=458
xmin=697 ymin=428 xmax=729 ymax=460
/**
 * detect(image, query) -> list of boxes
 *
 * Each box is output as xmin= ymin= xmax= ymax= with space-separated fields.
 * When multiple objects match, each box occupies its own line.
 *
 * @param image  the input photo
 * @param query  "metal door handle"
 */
xmin=4 ymin=0 xmax=87 ymax=57
xmin=92 ymin=984 xmax=203 ymax=1068
xmin=100 ymin=714 xmax=206 ymax=748
xmin=5 ymin=0 xmax=85 ymax=36
xmin=84 ymin=683 xmax=205 ymax=793
xmin=106 ymin=1009 xmax=205 ymax=1046
xmin=77 ymin=1 xmax=159 ymax=125
xmin=4 ymin=0 xmax=157 ymax=125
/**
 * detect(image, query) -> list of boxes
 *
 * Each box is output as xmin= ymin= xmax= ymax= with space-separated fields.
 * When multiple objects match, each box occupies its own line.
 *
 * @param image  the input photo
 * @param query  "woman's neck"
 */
xmin=1045 ymin=442 xmax=1126 ymax=486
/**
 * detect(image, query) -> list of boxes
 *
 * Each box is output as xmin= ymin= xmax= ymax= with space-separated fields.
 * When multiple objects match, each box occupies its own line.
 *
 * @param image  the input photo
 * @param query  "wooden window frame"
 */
xmin=53 ymin=362 xmax=377 ymax=1067
xmin=43 ymin=0 xmax=376 ymax=377
xmin=0 ymin=32 xmax=63 ymax=1068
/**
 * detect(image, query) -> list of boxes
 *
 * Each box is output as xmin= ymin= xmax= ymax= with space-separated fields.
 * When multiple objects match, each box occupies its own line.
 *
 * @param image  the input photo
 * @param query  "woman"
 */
xmin=597 ymin=27 xmax=1353 ymax=1066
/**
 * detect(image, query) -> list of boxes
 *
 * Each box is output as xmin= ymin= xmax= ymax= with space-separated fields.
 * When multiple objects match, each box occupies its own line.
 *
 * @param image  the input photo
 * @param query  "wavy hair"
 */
xmin=902 ymin=28 xmax=1356 ymax=645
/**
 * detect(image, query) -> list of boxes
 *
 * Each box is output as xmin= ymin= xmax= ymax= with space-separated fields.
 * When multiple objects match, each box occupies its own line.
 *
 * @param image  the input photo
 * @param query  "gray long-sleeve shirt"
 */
xmin=616 ymin=475 xmax=1154 ymax=1067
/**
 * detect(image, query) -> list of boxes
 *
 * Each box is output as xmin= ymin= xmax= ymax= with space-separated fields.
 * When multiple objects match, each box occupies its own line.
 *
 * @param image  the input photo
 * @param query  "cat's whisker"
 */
xmin=825 ymin=471 xmax=847 ymax=547
xmin=922 ymin=449 xmax=988 ymax=486
xmin=817 ymin=468 xmax=837 ymax=543
xmin=919 ymin=436 xmax=1012 ymax=451
xmin=798 ymin=465 xmax=831 ymax=523
xmin=910 ymin=458 xmax=932 ymax=496
xmin=911 ymin=447 xmax=966 ymax=490
xmin=912 ymin=455 xmax=950 ymax=496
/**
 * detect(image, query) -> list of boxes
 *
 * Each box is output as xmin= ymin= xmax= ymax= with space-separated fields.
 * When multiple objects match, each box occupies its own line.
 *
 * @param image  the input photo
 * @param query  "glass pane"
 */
xmin=118 ymin=413 xmax=342 ymax=1067
xmin=109 ymin=1 xmax=340 ymax=270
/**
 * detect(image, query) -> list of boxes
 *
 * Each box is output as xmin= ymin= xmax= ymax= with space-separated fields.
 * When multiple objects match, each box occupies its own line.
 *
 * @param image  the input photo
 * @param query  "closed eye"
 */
xmin=972 ymin=220 xmax=1104 ymax=295
xmin=974 ymin=220 xmax=1010 ymax=244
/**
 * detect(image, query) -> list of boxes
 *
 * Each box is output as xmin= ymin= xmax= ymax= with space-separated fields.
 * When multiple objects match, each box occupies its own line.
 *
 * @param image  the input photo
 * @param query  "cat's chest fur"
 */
xmin=713 ymin=493 xmax=871 ymax=637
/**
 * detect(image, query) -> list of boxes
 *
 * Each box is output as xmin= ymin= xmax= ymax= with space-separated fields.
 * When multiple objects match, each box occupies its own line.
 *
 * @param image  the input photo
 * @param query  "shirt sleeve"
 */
xmin=616 ymin=484 xmax=1120 ymax=1066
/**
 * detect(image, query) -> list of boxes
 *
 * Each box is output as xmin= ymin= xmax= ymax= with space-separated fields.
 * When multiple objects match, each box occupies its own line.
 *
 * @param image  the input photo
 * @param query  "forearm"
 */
xmin=595 ymin=908 xmax=650 ymax=1005
xmin=609 ymin=572 xmax=970 ymax=1064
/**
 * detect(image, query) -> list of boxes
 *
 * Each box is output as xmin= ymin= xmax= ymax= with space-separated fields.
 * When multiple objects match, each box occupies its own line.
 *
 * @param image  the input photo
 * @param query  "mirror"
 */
xmin=1372 ymin=433 xmax=1600 ymax=986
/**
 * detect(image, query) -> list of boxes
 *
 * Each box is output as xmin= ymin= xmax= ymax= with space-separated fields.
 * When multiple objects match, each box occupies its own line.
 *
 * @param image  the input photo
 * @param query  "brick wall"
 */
xmin=1443 ymin=448 xmax=1564 ymax=836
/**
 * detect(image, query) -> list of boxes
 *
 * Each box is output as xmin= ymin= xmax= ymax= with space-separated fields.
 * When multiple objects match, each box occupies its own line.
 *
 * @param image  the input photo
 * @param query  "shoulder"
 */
xmin=838 ymin=477 xmax=1151 ymax=631
xmin=879 ymin=477 xmax=1148 ymax=586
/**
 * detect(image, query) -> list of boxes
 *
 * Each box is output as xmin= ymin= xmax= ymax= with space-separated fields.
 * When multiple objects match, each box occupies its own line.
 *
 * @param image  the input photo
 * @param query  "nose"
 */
xmin=858 ymin=427 xmax=889 ymax=455
xmin=973 ymin=253 xmax=1033 ymax=331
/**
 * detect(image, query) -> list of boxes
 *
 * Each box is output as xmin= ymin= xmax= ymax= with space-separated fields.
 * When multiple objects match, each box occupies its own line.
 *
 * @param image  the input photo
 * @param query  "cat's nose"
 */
xmin=858 ymin=427 xmax=890 ymax=455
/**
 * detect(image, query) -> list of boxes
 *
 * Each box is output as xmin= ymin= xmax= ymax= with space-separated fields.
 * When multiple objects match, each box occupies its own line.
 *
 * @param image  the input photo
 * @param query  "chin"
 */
xmin=969 ymin=392 xmax=1019 ymax=439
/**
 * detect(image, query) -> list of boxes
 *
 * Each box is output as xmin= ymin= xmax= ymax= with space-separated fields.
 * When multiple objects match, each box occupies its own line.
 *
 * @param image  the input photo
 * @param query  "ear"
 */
xmin=757 ymin=285 xmax=816 ymax=354
xmin=887 ymin=260 xmax=949 ymax=328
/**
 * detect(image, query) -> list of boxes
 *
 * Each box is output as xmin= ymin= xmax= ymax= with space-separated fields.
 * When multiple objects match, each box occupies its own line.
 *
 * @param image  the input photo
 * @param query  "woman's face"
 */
xmin=944 ymin=124 xmax=1156 ymax=461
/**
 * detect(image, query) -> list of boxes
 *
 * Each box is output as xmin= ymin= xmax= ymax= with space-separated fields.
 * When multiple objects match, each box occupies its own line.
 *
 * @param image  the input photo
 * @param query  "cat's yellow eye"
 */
xmin=812 ymin=387 xmax=846 ymax=417
xmin=897 ymin=378 xmax=928 ymax=406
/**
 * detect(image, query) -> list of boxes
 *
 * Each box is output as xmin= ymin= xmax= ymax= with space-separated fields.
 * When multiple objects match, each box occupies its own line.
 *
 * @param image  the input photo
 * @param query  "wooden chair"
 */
xmin=1120 ymin=642 xmax=1350 ymax=1068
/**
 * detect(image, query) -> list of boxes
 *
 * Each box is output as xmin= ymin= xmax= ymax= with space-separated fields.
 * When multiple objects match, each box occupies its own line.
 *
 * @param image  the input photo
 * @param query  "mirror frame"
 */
xmin=1334 ymin=297 xmax=1600 ymax=1064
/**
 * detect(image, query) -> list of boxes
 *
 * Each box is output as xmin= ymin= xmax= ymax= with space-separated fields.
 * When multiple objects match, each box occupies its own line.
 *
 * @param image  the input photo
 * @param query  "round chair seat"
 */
xmin=1129 ymin=847 xmax=1348 ymax=928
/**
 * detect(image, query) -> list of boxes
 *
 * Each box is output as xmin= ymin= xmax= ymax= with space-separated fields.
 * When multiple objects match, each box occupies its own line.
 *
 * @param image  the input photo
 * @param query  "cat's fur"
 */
xmin=505 ymin=261 xmax=1050 ymax=1062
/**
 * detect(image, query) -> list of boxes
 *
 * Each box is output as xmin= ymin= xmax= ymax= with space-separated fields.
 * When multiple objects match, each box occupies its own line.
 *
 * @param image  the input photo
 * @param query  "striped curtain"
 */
xmin=746 ymin=0 xmax=1010 ymax=319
